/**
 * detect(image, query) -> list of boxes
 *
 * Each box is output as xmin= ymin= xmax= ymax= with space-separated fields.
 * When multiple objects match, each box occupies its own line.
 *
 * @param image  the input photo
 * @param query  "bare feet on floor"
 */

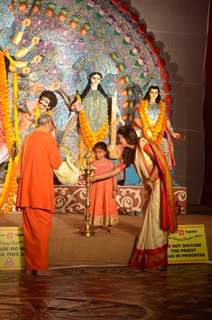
xmin=25 ymin=270 xmax=53 ymax=276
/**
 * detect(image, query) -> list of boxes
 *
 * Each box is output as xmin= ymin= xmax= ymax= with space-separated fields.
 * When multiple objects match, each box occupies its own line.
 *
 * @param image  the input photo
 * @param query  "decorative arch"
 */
xmin=0 ymin=0 xmax=175 ymax=213
xmin=5 ymin=0 xmax=172 ymax=127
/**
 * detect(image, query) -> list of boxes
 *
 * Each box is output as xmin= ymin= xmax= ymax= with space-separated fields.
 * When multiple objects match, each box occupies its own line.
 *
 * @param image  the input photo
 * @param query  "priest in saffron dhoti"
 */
xmin=16 ymin=113 xmax=61 ymax=275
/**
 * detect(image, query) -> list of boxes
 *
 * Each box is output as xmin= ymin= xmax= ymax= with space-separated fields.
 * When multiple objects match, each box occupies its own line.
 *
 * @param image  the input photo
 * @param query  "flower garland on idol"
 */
xmin=78 ymin=93 xmax=109 ymax=150
xmin=0 ymin=51 xmax=20 ymax=214
xmin=79 ymin=111 xmax=109 ymax=149
xmin=139 ymin=100 xmax=166 ymax=144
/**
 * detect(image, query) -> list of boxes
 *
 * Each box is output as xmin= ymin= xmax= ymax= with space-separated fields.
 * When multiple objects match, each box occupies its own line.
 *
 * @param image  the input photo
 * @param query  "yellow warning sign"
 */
xmin=0 ymin=227 xmax=25 ymax=270
xmin=168 ymin=224 xmax=208 ymax=264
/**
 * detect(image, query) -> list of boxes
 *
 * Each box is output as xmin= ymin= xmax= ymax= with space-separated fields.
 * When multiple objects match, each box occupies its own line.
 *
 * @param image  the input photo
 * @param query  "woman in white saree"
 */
xmin=93 ymin=125 xmax=177 ymax=269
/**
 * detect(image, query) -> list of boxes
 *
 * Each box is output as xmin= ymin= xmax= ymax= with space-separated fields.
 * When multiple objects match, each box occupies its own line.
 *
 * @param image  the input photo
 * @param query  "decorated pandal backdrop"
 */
xmin=0 ymin=0 xmax=187 ymax=214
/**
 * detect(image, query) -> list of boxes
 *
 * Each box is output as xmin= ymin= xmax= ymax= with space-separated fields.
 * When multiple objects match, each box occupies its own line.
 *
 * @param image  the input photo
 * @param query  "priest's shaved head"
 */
xmin=37 ymin=113 xmax=54 ymax=126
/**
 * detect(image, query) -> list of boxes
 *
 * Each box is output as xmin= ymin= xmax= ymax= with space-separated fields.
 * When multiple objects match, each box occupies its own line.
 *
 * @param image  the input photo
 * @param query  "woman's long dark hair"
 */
xmin=144 ymin=85 xmax=161 ymax=103
xmin=81 ymin=72 xmax=107 ymax=99
xmin=117 ymin=126 xmax=138 ymax=167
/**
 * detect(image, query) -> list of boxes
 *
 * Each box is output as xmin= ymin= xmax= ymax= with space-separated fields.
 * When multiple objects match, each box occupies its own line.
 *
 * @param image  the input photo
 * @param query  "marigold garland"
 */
xmin=79 ymin=110 xmax=109 ymax=149
xmin=139 ymin=100 xmax=166 ymax=144
xmin=0 ymin=51 xmax=20 ymax=215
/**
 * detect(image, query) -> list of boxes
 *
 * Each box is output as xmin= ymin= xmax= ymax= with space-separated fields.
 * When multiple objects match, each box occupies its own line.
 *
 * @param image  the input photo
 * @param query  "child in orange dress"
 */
xmin=90 ymin=142 xmax=119 ymax=232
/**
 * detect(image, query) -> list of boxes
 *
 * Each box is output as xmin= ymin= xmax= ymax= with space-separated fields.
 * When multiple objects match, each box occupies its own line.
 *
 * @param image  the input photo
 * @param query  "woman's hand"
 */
xmin=144 ymin=177 xmax=154 ymax=192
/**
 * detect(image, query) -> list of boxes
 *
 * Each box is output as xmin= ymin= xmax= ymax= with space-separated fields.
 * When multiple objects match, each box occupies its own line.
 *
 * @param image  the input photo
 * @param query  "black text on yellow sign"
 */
xmin=168 ymin=224 xmax=208 ymax=264
xmin=0 ymin=227 xmax=25 ymax=270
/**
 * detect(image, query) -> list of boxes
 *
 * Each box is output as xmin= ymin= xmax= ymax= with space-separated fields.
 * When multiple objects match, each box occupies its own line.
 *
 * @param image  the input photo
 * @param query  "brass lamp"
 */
xmin=81 ymin=152 xmax=95 ymax=236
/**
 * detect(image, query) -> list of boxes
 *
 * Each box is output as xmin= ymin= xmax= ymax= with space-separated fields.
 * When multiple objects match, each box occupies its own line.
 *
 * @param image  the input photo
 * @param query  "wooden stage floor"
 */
xmin=0 ymin=265 xmax=212 ymax=319
xmin=1 ymin=212 xmax=212 ymax=266
xmin=0 ymin=212 xmax=212 ymax=319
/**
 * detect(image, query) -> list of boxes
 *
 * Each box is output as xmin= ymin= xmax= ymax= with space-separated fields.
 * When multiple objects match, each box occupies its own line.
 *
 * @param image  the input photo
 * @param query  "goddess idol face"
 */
xmin=149 ymin=88 xmax=159 ymax=103
xmin=90 ymin=73 xmax=102 ymax=90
